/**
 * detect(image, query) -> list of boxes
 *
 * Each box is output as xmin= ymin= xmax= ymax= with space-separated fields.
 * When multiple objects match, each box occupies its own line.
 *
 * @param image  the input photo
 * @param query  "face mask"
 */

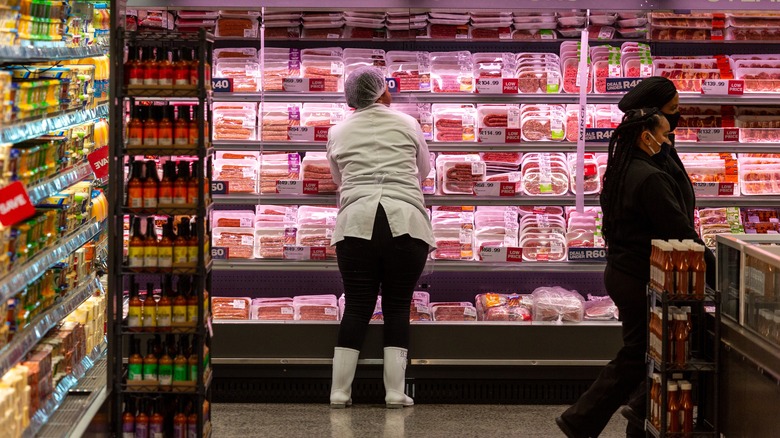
xmin=649 ymin=136 xmax=672 ymax=160
xmin=664 ymin=112 xmax=681 ymax=131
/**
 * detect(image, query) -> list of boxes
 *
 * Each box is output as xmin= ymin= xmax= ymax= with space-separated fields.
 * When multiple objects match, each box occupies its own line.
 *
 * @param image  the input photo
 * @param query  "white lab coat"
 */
xmin=326 ymin=103 xmax=435 ymax=250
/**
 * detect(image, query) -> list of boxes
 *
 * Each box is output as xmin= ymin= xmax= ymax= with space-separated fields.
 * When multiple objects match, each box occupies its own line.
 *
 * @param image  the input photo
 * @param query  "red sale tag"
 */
xmin=719 ymin=182 xmax=736 ymax=196
xmin=505 ymin=129 xmax=522 ymax=143
xmin=302 ymin=180 xmax=319 ymax=195
xmin=309 ymin=78 xmax=326 ymax=92
xmin=310 ymin=247 xmax=327 ymax=260
xmin=728 ymin=80 xmax=744 ymax=95
xmin=499 ymin=182 xmax=517 ymax=196
xmin=506 ymin=247 xmax=523 ymax=263
xmin=314 ymin=126 xmax=330 ymax=142
xmin=502 ymin=79 xmax=519 ymax=93
xmin=0 ymin=182 xmax=36 ymax=226
xmin=87 ymin=146 xmax=109 ymax=180
xmin=724 ymin=128 xmax=739 ymax=142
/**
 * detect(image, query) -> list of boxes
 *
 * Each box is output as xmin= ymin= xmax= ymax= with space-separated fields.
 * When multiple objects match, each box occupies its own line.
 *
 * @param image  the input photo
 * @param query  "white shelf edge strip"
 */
xmin=0 ymin=220 xmax=103 ymax=302
xmin=22 ymin=341 xmax=107 ymax=438
xmin=0 ymin=276 xmax=102 ymax=377
xmin=0 ymin=103 xmax=109 ymax=144
xmin=27 ymin=162 xmax=94 ymax=205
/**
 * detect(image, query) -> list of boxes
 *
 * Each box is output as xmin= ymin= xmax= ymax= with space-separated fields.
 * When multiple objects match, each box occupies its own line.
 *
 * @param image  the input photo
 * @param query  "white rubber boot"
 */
xmin=330 ymin=347 xmax=360 ymax=408
xmin=383 ymin=347 xmax=414 ymax=408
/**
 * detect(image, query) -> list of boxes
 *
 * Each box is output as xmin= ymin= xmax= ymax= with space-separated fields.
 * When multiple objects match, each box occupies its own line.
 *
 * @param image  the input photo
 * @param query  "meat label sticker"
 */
xmin=693 ymin=182 xmax=736 ymax=197
xmin=282 ymin=78 xmax=328 ymax=92
xmin=473 ymin=182 xmax=517 ymax=197
xmin=287 ymin=126 xmax=330 ymax=142
xmin=0 ymin=181 xmax=35 ymax=226
xmin=211 ymin=247 xmax=229 ymax=260
xmin=276 ymin=180 xmax=303 ymax=195
xmin=701 ymin=80 xmax=744 ymax=96
xmin=475 ymin=78 xmax=519 ymax=94
xmin=302 ymin=180 xmax=320 ymax=195
xmin=567 ymin=247 xmax=607 ymax=262
xmin=697 ymin=128 xmax=739 ymax=142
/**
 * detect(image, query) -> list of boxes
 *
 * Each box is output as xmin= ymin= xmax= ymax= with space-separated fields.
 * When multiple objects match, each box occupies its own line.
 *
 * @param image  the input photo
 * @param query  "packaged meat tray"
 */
xmin=736 ymin=68 xmax=780 ymax=93
xmin=212 ymin=297 xmax=251 ymax=320
xmin=727 ymin=28 xmax=780 ymax=41
xmin=297 ymin=206 xmax=338 ymax=226
xmin=567 ymin=153 xmax=602 ymax=195
xmin=651 ymin=28 xmax=711 ymax=41
xmin=736 ymin=116 xmax=780 ymax=143
xmin=213 ymin=227 xmax=254 ymax=259
xmin=212 ymin=211 xmax=254 ymax=228
xmin=387 ymin=51 xmax=431 ymax=92
xmin=430 ymin=51 xmax=475 ymax=93
xmin=739 ymin=156 xmax=780 ymax=195
xmin=521 ymin=153 xmax=570 ymax=196
xmin=215 ymin=60 xmax=260 ymax=92
xmin=531 ymin=287 xmax=584 ymax=323
xmin=431 ymin=221 xmax=475 ymax=260
xmin=431 ymin=302 xmax=477 ymax=321
xmin=477 ymin=104 xmax=520 ymax=129
xmin=433 ymin=104 xmax=476 ymax=142
xmin=391 ymin=103 xmax=433 ymax=141
xmin=429 ymin=23 xmax=470 ymax=40
xmin=213 ymin=105 xmax=257 ymax=140
xmin=251 ymin=298 xmax=294 ymax=320
xmin=214 ymin=47 xmax=257 ymax=60
xmin=254 ymin=225 xmax=297 ymax=259
xmin=293 ymin=295 xmax=340 ymax=321
xmin=470 ymin=24 xmax=513 ymax=40
xmin=436 ymin=154 xmax=486 ymax=195
xmin=256 ymin=205 xmax=298 ymax=225
xmin=520 ymin=104 xmax=566 ymax=142
xmin=410 ymin=302 xmax=432 ymax=322
xmin=264 ymin=26 xmax=301 ymax=40
xmin=297 ymin=226 xmax=336 ymax=257
xmin=422 ymin=152 xmax=436 ymax=195
xmin=475 ymin=293 xmax=533 ymax=321
xmin=261 ymin=103 xmax=302 ymax=141
xmin=260 ymin=153 xmax=301 ymax=194
xmin=512 ymin=29 xmax=557 ymax=40
xmin=301 ymin=152 xmax=337 ymax=194
xmin=215 ymin=17 xmax=258 ymax=38
xmin=301 ymin=56 xmax=345 ymax=92
xmin=473 ymin=53 xmax=515 ymax=80
xmin=561 ymin=57 xmax=593 ymax=94
xmin=520 ymin=233 xmax=567 ymax=261
xmin=213 ymin=159 xmax=258 ymax=194
xmin=301 ymin=103 xmax=346 ymax=128
xmin=649 ymin=12 xmax=713 ymax=28
xmin=584 ymin=296 xmax=618 ymax=320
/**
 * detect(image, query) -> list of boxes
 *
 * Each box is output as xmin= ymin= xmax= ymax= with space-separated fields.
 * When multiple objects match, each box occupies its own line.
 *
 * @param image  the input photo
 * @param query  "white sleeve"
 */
xmin=414 ymin=123 xmax=431 ymax=182
xmin=325 ymin=135 xmax=342 ymax=186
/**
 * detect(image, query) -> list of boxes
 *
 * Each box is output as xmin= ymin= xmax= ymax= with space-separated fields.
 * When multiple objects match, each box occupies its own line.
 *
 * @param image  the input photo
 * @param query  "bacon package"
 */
xmin=212 ymin=297 xmax=251 ymax=320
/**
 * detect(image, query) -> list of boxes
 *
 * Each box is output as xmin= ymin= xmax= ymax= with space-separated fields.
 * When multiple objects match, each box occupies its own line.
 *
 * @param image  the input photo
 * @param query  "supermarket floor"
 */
xmin=212 ymin=403 xmax=629 ymax=437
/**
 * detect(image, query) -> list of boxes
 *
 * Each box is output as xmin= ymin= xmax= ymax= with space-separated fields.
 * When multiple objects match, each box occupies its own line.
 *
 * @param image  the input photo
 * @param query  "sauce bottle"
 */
xmin=142 ymin=282 xmax=157 ymax=331
xmin=187 ymin=162 xmax=199 ymax=205
xmin=691 ymin=244 xmax=706 ymax=299
xmin=174 ymin=220 xmax=189 ymax=267
xmin=143 ymin=339 xmax=158 ymax=382
xmin=122 ymin=398 xmax=136 ymax=438
xmin=158 ymin=161 xmax=175 ymax=205
xmin=142 ymin=47 xmax=158 ymax=86
xmin=174 ymin=49 xmax=190 ymax=87
xmin=188 ymin=106 xmax=201 ymax=145
xmin=144 ymin=217 xmax=159 ymax=270
xmin=189 ymin=48 xmax=200 ymax=86
xmin=127 ymin=107 xmax=144 ymax=147
xmin=143 ymin=106 xmax=159 ymax=147
xmin=157 ymin=342 xmax=173 ymax=386
xmin=650 ymin=373 xmax=660 ymax=428
xmin=157 ymin=48 xmax=173 ymax=87
xmin=143 ymin=161 xmax=159 ymax=209
xmin=127 ymin=162 xmax=145 ymax=208
xmin=667 ymin=382 xmax=680 ymax=433
xmin=673 ymin=242 xmax=690 ymax=297
xmin=128 ymin=218 xmax=145 ymax=268
xmin=174 ymin=161 xmax=190 ymax=205
xmin=128 ymin=337 xmax=143 ymax=381
xmin=680 ymin=381 xmax=694 ymax=437
xmin=157 ymin=275 xmax=173 ymax=331
xmin=173 ymin=400 xmax=187 ymax=438
xmin=187 ymin=408 xmax=198 ymax=438
xmin=188 ymin=337 xmax=199 ymax=382
xmin=150 ymin=400 xmax=165 ymax=438
xmin=158 ymin=105 xmax=174 ymax=146
xmin=674 ymin=313 xmax=689 ymax=367
xmin=185 ymin=277 xmax=199 ymax=324
xmin=174 ymin=106 xmax=190 ymax=146
xmin=173 ymin=277 xmax=188 ymax=325
xmin=187 ymin=219 xmax=200 ymax=264
xmin=127 ymin=278 xmax=143 ymax=330
xmin=661 ymin=242 xmax=675 ymax=295
xmin=135 ymin=399 xmax=149 ymax=438
xmin=158 ymin=220 xmax=174 ymax=269
xmin=125 ymin=47 xmax=143 ymax=86
xmin=173 ymin=341 xmax=188 ymax=382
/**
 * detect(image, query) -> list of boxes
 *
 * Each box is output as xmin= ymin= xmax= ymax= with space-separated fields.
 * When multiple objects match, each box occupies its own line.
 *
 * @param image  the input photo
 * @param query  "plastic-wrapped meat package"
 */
xmin=390 ymin=103 xmax=433 ymax=141
xmin=475 ymin=208 xmax=519 ymax=258
xmin=482 ymin=153 xmax=522 ymax=170
xmin=518 ymin=206 xmax=564 ymax=217
xmin=520 ymin=104 xmax=566 ymax=142
xmin=475 ymin=293 xmax=533 ymax=321
xmin=263 ymin=48 xmax=303 ymax=91
xmin=678 ymin=153 xmax=738 ymax=186
xmin=213 ymin=159 xmax=258 ymax=193
xmin=738 ymin=155 xmax=780 ymax=195
xmin=565 ymin=104 xmax=594 ymax=142
xmin=254 ymin=224 xmax=296 ymax=259
xmin=521 ymin=153 xmax=570 ymax=196
xmin=297 ymin=206 xmax=338 ymax=226
xmin=649 ymin=12 xmax=713 ymax=27
xmin=473 ymin=53 xmax=515 ymax=80
xmin=301 ymin=56 xmax=345 ymax=92
xmin=301 ymin=152 xmax=337 ymax=194
xmin=260 ymin=153 xmax=301 ymax=194
xmin=431 ymin=216 xmax=475 ymax=260
xmin=651 ymin=27 xmax=711 ymax=41
xmin=515 ymin=55 xmax=562 ymax=94
xmin=593 ymin=58 xmax=622 ymax=94
xmin=567 ymin=153 xmax=601 ymax=195
xmin=410 ymin=302 xmax=432 ymax=322
xmin=561 ymin=57 xmax=593 ymax=94
xmin=293 ymin=295 xmax=340 ymax=321
xmin=213 ymin=104 xmax=257 ymax=140
xmin=429 ymin=23 xmax=470 ymax=40
xmin=213 ymin=227 xmax=254 ymax=259
xmin=212 ymin=297 xmax=251 ymax=320
xmin=215 ymin=59 xmax=260 ymax=92
xmin=214 ymin=47 xmax=257 ymax=61
xmin=215 ymin=17 xmax=258 ymax=37
xmin=584 ymin=295 xmax=618 ymax=320
xmin=433 ymin=104 xmax=476 ymax=142
xmin=302 ymin=103 xmax=346 ymax=128
xmin=430 ymin=52 xmax=474 ymax=93
xmin=256 ymin=205 xmax=298 ymax=224
xmin=477 ymin=104 xmax=520 ymax=129
xmin=736 ymin=68 xmax=780 ymax=93
xmin=431 ymin=302 xmax=477 ymax=321
xmin=470 ymin=23 xmax=513 ymax=40
xmin=262 ymin=103 xmax=302 ymax=141
xmin=251 ymin=298 xmax=295 ymax=320
xmin=301 ymin=22 xmax=346 ymax=39
xmin=297 ymin=226 xmax=336 ymax=258
xmin=531 ymin=287 xmax=585 ymax=322
xmin=736 ymin=116 xmax=780 ymax=143
xmin=345 ymin=58 xmax=388 ymax=80
xmin=656 ymin=68 xmax=721 ymax=92
xmin=436 ymin=154 xmax=486 ymax=195
xmin=212 ymin=211 xmax=254 ymax=228
xmin=520 ymin=232 xmax=567 ymax=261
xmin=264 ymin=25 xmax=302 ymax=40
xmin=485 ymin=172 xmax=522 ymax=193
xmin=387 ymin=51 xmax=432 ymax=92
xmin=727 ymin=28 xmax=780 ymax=41
xmin=421 ymin=152 xmax=436 ymax=195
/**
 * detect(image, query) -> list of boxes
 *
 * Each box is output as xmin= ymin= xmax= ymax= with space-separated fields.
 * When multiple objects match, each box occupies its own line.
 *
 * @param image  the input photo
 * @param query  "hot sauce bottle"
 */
xmin=174 ymin=220 xmax=189 ymax=267
xmin=127 ymin=278 xmax=142 ymax=330
xmin=172 ymin=400 xmax=187 ymax=438
xmin=157 ymin=276 xmax=174 ymax=332
xmin=174 ymin=106 xmax=190 ymax=146
xmin=174 ymin=161 xmax=190 ymax=205
xmin=142 ymin=47 xmax=158 ymax=86
xmin=188 ymin=334 xmax=198 ymax=382
xmin=173 ymin=276 xmax=188 ymax=325
xmin=127 ymin=107 xmax=144 ymax=146
xmin=134 ymin=399 xmax=149 ymax=438
xmin=158 ymin=220 xmax=174 ymax=269
xmin=190 ymin=48 xmax=211 ymax=86
xmin=185 ymin=277 xmax=199 ymax=324
xmin=142 ymin=282 xmax=157 ymax=331
xmin=157 ymin=342 xmax=173 ymax=386
xmin=187 ymin=219 xmax=200 ymax=264
xmin=122 ymin=399 xmax=136 ymax=438
xmin=173 ymin=340 xmax=188 ymax=382
xmin=188 ymin=105 xmax=201 ymax=145
xmin=149 ymin=400 xmax=164 ymax=438
xmin=127 ymin=161 xmax=145 ymax=208
xmin=143 ymin=161 xmax=159 ymax=209
xmin=174 ymin=49 xmax=190 ymax=87
xmin=144 ymin=217 xmax=159 ymax=269
xmin=128 ymin=337 xmax=143 ymax=381
xmin=187 ymin=406 xmax=198 ymax=438
xmin=143 ymin=339 xmax=158 ymax=382
xmin=667 ymin=382 xmax=680 ymax=433
xmin=157 ymin=48 xmax=173 ymax=86
xmin=187 ymin=162 xmax=199 ymax=205
xmin=158 ymin=161 xmax=175 ymax=205
xmin=680 ymin=381 xmax=694 ymax=437
xmin=128 ymin=218 xmax=145 ymax=268
xmin=158 ymin=105 xmax=174 ymax=146
xmin=126 ymin=47 xmax=143 ymax=86
xmin=143 ymin=106 xmax=158 ymax=147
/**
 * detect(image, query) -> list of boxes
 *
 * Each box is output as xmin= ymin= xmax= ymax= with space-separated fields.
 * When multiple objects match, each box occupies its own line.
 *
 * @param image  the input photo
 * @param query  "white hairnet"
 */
xmin=345 ymin=66 xmax=386 ymax=109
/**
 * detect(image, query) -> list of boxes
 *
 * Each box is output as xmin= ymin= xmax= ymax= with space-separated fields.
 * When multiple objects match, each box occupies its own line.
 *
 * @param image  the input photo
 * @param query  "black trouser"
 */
xmin=336 ymin=205 xmax=429 ymax=351
xmin=560 ymin=264 xmax=648 ymax=438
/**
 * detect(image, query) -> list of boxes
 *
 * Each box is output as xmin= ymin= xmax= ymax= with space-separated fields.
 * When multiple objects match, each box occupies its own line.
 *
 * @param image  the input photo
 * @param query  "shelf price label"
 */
xmin=211 ymin=247 xmax=229 ymax=260
xmin=701 ymin=80 xmax=744 ymax=96
xmin=211 ymin=181 xmax=229 ymax=195
xmin=283 ymin=245 xmax=328 ymax=260
xmin=473 ymin=181 xmax=518 ymax=197
xmin=696 ymin=128 xmax=739 ymax=142
xmin=87 ymin=146 xmax=109 ymax=180
xmin=276 ymin=179 xmax=303 ymax=195
xmin=478 ymin=128 xmax=521 ymax=143
xmin=0 ymin=182 xmax=35 ymax=226
xmin=287 ymin=126 xmax=330 ymax=142
xmin=693 ymin=182 xmax=736 ymax=197
xmin=385 ymin=77 xmax=400 ymax=93
xmin=479 ymin=246 xmax=523 ymax=263
xmin=475 ymin=78 xmax=519 ymax=94
xmin=283 ymin=78 xmax=329 ymax=92
xmin=584 ymin=128 xmax=615 ymax=143
xmin=567 ymin=247 xmax=607 ymax=262
xmin=604 ymin=78 xmax=643 ymax=93
xmin=211 ymin=78 xmax=234 ymax=93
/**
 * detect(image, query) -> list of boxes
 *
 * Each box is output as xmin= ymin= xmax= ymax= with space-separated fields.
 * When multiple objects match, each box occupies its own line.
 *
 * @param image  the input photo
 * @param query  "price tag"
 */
xmin=0 ymin=182 xmax=35 ymax=226
xmin=211 ymin=78 xmax=234 ymax=93
xmin=478 ymin=128 xmax=522 ymax=143
xmin=283 ymin=245 xmax=309 ymax=260
xmin=276 ymin=179 xmax=303 ymax=195
xmin=309 ymin=247 xmax=327 ymax=260
xmin=87 ymin=146 xmax=109 ymax=180
xmin=475 ymin=78 xmax=520 ymax=94
xmin=584 ymin=128 xmax=615 ymax=143
xmin=567 ymin=247 xmax=606 ymax=262
xmin=479 ymin=246 xmax=504 ymax=262
xmin=693 ymin=182 xmax=736 ymax=197
xmin=302 ymin=180 xmax=320 ymax=195
xmin=211 ymin=181 xmax=229 ymax=195
xmin=604 ymin=78 xmax=642 ymax=93
xmin=473 ymin=182 xmax=517 ymax=197
xmin=386 ymin=77 xmax=399 ymax=93
xmin=211 ymin=247 xmax=229 ymax=260
xmin=696 ymin=128 xmax=739 ymax=142
xmin=701 ymin=80 xmax=744 ymax=96
xmin=287 ymin=126 xmax=330 ymax=142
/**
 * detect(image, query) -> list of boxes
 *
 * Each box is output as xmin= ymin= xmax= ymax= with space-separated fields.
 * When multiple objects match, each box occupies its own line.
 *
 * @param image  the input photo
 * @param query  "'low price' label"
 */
xmin=696 ymin=128 xmax=739 ymax=142
xmin=473 ymin=181 xmax=518 ymax=197
xmin=701 ymin=80 xmax=745 ymax=96
xmin=283 ymin=245 xmax=328 ymax=260
xmin=478 ymin=128 xmax=522 ymax=143
xmin=479 ymin=246 xmax=523 ymax=262
xmin=693 ymin=182 xmax=736 ymax=197
xmin=475 ymin=78 xmax=520 ymax=94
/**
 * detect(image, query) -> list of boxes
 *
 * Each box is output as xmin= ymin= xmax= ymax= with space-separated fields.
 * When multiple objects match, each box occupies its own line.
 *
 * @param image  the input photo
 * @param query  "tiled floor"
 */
xmin=213 ymin=403 xmax=629 ymax=437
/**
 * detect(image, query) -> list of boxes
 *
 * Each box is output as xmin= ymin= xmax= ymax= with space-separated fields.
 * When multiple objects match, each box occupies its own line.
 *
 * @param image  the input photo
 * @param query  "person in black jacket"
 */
xmin=556 ymin=107 xmax=716 ymax=438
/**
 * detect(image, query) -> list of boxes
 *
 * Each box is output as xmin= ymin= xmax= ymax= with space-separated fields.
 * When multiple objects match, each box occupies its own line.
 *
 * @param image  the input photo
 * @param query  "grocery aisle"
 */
xmin=212 ymin=403 xmax=628 ymax=437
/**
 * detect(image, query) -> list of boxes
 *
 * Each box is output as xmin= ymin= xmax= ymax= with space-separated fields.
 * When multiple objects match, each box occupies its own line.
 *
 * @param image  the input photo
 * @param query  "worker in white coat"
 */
xmin=326 ymin=66 xmax=435 ymax=409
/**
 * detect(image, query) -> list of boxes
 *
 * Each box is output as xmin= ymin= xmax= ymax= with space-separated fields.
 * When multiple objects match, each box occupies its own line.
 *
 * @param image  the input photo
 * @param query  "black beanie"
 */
xmin=618 ymin=77 xmax=678 ymax=112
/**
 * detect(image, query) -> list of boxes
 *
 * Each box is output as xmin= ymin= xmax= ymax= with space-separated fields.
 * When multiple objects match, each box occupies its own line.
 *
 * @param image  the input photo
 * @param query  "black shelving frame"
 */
xmin=108 ymin=28 xmax=215 ymax=438
xmin=645 ymin=286 xmax=721 ymax=438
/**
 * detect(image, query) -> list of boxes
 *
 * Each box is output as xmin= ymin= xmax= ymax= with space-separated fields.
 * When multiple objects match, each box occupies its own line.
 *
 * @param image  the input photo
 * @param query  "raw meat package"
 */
xmin=261 ymin=103 xmax=302 ymax=141
xmin=512 ymin=29 xmax=557 ymax=40
xmin=212 ymin=297 xmax=251 ymax=320
xmin=515 ymin=52 xmax=562 ymax=93
xmin=215 ymin=17 xmax=258 ymax=38
xmin=215 ymin=59 xmax=260 ymax=92
xmin=531 ymin=287 xmax=585 ymax=323
xmin=520 ymin=104 xmax=566 ymax=142
xmin=410 ymin=291 xmax=432 ymax=322
xmin=251 ymin=298 xmax=294 ymax=320
xmin=430 ymin=51 xmax=474 ymax=93
xmin=213 ymin=227 xmax=254 ymax=259
xmin=294 ymin=295 xmax=340 ymax=321
xmin=297 ymin=206 xmax=338 ymax=226
xmin=429 ymin=23 xmax=470 ymax=40
xmin=433 ymin=104 xmax=476 ymax=142
xmin=213 ymin=47 xmax=257 ymax=61
xmin=387 ymin=51 xmax=432 ymax=92
xmin=301 ymin=56 xmax=345 ymax=92
xmin=431 ymin=217 xmax=475 ymax=260
xmin=213 ymin=104 xmax=257 ymax=140
xmin=436 ymin=154 xmax=486 ymax=195
xmin=561 ymin=57 xmax=593 ymax=94
xmin=477 ymin=104 xmax=520 ymax=129
xmin=470 ymin=24 xmax=513 ymax=40
xmin=567 ymin=153 xmax=602 ymax=195
xmin=297 ymin=226 xmax=336 ymax=257
xmin=213 ymin=159 xmax=258 ymax=193
xmin=212 ymin=211 xmax=254 ymax=228
xmin=421 ymin=152 xmax=436 ymax=195
xmin=736 ymin=68 xmax=780 ymax=93
xmin=254 ymin=225 xmax=297 ymax=259
xmin=301 ymin=152 xmax=337 ymax=194
xmin=736 ymin=116 xmax=780 ymax=143
xmin=520 ymin=233 xmax=567 ymax=261
xmin=260 ymin=153 xmax=301 ymax=194
xmin=475 ymin=293 xmax=533 ymax=321
xmin=738 ymin=155 xmax=780 ymax=195
xmin=430 ymin=302 xmax=477 ymax=321
xmin=302 ymin=103 xmax=346 ymax=128
xmin=263 ymin=48 xmax=303 ymax=91
xmin=584 ymin=295 xmax=618 ymax=320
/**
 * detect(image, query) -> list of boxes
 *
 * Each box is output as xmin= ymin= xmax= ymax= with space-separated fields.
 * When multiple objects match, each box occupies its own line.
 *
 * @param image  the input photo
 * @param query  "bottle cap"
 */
xmin=680 ymin=382 xmax=692 ymax=391
xmin=668 ymin=382 xmax=678 ymax=391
